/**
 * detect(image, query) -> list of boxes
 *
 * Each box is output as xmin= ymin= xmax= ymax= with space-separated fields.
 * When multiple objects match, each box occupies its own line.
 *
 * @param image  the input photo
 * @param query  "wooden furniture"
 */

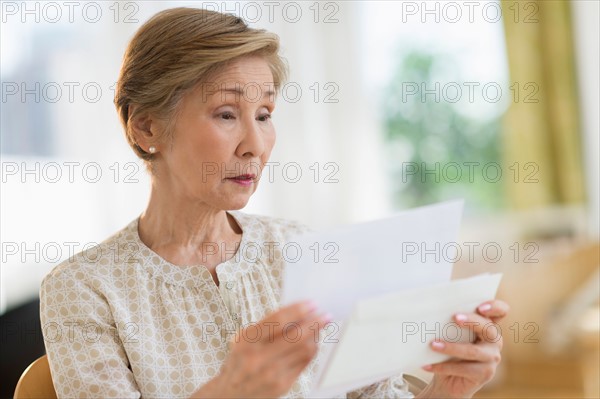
xmin=13 ymin=355 xmax=57 ymax=399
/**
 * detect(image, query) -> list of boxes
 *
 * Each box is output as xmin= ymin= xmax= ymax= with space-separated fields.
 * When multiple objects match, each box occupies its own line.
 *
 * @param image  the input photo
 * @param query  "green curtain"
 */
xmin=500 ymin=0 xmax=585 ymax=209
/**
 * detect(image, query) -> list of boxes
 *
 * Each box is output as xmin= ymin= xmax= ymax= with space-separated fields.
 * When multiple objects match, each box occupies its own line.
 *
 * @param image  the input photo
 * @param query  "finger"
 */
xmin=279 ymin=323 xmax=328 ymax=376
xmin=274 ymin=357 xmax=313 ymax=396
xmin=261 ymin=328 xmax=321 ymax=388
xmin=281 ymin=334 xmax=320 ymax=371
xmin=226 ymin=326 xmax=319 ymax=395
xmin=274 ymin=310 xmax=329 ymax=346
xmin=283 ymin=350 xmax=317 ymax=379
xmin=265 ymin=300 xmax=319 ymax=325
xmin=258 ymin=301 xmax=321 ymax=343
xmin=227 ymin=307 xmax=324 ymax=359
xmin=260 ymin=312 xmax=330 ymax=359
xmin=430 ymin=340 xmax=501 ymax=363
xmin=477 ymin=300 xmax=509 ymax=321
xmin=453 ymin=312 xmax=503 ymax=343
xmin=422 ymin=359 xmax=478 ymax=378
xmin=422 ymin=359 xmax=496 ymax=383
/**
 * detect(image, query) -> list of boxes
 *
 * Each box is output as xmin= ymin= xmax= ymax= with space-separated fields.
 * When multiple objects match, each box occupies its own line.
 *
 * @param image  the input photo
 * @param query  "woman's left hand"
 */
xmin=416 ymin=299 xmax=510 ymax=399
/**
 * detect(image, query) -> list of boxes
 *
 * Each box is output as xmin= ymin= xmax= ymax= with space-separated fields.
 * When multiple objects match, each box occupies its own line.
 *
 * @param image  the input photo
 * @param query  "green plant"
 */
xmin=382 ymin=50 xmax=504 ymax=210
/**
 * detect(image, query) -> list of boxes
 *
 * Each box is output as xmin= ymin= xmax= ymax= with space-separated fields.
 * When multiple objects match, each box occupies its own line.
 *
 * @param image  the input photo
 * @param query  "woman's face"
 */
xmin=155 ymin=56 xmax=277 ymax=210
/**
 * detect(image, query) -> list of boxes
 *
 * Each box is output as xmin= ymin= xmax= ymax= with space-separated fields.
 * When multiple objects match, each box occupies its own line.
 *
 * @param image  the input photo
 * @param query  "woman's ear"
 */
xmin=129 ymin=105 xmax=159 ymax=151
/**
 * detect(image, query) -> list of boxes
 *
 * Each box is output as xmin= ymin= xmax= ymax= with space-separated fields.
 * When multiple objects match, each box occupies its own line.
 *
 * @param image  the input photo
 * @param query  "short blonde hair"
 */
xmin=114 ymin=7 xmax=288 ymax=165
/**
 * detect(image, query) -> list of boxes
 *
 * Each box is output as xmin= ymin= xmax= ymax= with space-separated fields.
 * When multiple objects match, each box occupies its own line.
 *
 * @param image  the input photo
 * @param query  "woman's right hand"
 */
xmin=194 ymin=301 xmax=331 ymax=398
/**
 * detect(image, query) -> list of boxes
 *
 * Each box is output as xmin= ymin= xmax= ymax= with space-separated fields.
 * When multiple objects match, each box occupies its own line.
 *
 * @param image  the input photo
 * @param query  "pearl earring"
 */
xmin=148 ymin=146 xmax=156 ymax=154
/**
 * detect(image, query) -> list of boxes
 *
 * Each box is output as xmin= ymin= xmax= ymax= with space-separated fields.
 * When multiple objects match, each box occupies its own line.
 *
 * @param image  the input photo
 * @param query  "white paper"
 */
xmin=311 ymin=273 xmax=503 ymax=397
xmin=281 ymin=200 xmax=464 ymax=321
xmin=279 ymin=200 xmax=503 ymax=398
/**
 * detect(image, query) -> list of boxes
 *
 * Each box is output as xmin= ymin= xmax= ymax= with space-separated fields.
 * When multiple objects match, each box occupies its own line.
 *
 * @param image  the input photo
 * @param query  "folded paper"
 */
xmin=282 ymin=200 xmax=465 ymax=320
xmin=312 ymin=273 xmax=503 ymax=397
xmin=280 ymin=200 xmax=503 ymax=397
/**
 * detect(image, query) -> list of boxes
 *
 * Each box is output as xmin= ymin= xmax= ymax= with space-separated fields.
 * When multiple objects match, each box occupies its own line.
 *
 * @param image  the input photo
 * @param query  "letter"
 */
xmin=1 ymin=161 xmax=18 ymax=183
xmin=401 ymin=322 xmax=419 ymax=343
xmin=420 ymin=241 xmax=441 ymax=263
xmin=442 ymin=161 xmax=461 ymax=183
xmin=482 ymin=162 xmax=502 ymax=183
xmin=282 ymin=2 xmax=301 ymax=23
xmin=21 ymin=81 xmax=41 ymax=103
xmin=282 ymin=322 xmax=302 ymax=343
xmin=442 ymin=2 xmax=461 ymax=23
xmin=421 ymin=81 xmax=440 ymax=103
xmin=462 ymin=81 xmax=480 ymax=103
xmin=463 ymin=161 xmax=479 ymax=183
xmin=201 ymin=322 xmax=219 ymax=343
xmin=402 ymin=82 xmax=419 ymax=103
xmin=1 ymin=2 xmax=19 ymax=23
xmin=463 ymin=241 xmax=480 ymax=263
xmin=263 ymin=2 xmax=280 ymax=23
xmin=420 ymin=1 xmax=440 ymax=23
xmin=42 ymin=2 xmax=62 ymax=23
xmin=402 ymin=2 xmax=418 ymax=23
xmin=1 ymin=82 xmax=19 ymax=102
xmin=81 ymin=2 xmax=102 ymax=23
xmin=403 ymin=162 xmax=419 ymax=183
xmin=1 ymin=242 xmax=18 ymax=263
xmin=282 ymin=242 xmax=301 ymax=263
xmin=442 ymin=82 xmax=461 ymax=103
xmin=21 ymin=1 xmax=40 ymax=23
xmin=421 ymin=162 xmax=440 ymax=183
xmin=21 ymin=241 xmax=41 ymax=264
xmin=202 ymin=162 xmax=218 ymax=183
xmin=421 ymin=321 xmax=440 ymax=343
xmin=63 ymin=82 xmax=80 ymax=103
xmin=42 ymin=242 xmax=62 ymax=263
xmin=402 ymin=242 xmax=418 ymax=263
xmin=282 ymin=162 xmax=302 ymax=183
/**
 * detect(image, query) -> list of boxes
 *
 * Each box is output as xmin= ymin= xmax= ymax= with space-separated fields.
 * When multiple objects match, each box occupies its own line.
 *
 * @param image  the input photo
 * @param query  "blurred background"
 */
xmin=1 ymin=0 xmax=598 ymax=397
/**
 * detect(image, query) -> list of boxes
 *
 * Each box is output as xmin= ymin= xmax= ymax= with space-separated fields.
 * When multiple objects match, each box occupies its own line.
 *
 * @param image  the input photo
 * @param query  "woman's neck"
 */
xmin=137 ymin=186 xmax=243 ymax=271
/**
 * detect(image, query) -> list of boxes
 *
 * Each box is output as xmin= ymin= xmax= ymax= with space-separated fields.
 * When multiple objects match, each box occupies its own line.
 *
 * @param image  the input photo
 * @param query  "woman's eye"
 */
xmin=220 ymin=112 xmax=235 ymax=120
xmin=258 ymin=113 xmax=272 ymax=122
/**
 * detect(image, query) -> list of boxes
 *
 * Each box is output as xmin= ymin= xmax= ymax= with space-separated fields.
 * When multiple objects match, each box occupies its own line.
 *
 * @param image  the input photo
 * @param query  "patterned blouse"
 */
xmin=40 ymin=210 xmax=416 ymax=398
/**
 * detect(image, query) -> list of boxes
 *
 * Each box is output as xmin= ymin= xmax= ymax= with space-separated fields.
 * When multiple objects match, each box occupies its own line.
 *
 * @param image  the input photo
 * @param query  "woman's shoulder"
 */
xmin=40 ymin=218 xmax=138 ymax=288
xmin=230 ymin=210 xmax=314 ymax=241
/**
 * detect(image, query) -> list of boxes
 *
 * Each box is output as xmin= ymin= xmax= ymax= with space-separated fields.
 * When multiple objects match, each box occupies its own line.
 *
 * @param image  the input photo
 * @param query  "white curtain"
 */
xmin=1 ymin=1 xmax=391 ymax=312
xmin=245 ymin=1 xmax=392 ymax=227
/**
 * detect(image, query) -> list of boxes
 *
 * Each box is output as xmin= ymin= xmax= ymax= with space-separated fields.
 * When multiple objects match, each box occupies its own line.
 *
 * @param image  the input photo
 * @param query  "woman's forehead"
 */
xmin=199 ymin=78 xmax=276 ymax=104
xmin=209 ymin=58 xmax=274 ymax=86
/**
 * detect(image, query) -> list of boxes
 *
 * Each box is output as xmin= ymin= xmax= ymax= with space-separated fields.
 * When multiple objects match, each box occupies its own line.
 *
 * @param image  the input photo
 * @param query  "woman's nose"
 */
xmin=237 ymin=118 xmax=266 ymax=158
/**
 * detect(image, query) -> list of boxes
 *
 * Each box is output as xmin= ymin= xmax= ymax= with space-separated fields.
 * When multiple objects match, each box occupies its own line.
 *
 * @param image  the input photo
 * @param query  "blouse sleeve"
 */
xmin=40 ymin=267 xmax=141 ymax=398
xmin=346 ymin=374 xmax=416 ymax=398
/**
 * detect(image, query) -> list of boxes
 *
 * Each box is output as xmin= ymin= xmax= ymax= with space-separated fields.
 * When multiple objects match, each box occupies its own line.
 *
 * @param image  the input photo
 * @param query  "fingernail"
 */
xmin=322 ymin=312 xmax=333 ymax=323
xmin=478 ymin=303 xmax=492 ymax=312
xmin=431 ymin=341 xmax=445 ymax=350
xmin=455 ymin=313 xmax=468 ymax=322
xmin=303 ymin=300 xmax=318 ymax=312
xmin=422 ymin=364 xmax=433 ymax=371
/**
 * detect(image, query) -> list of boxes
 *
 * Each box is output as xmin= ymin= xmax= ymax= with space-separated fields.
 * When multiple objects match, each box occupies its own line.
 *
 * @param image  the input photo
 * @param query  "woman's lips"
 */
xmin=225 ymin=174 xmax=256 ymax=187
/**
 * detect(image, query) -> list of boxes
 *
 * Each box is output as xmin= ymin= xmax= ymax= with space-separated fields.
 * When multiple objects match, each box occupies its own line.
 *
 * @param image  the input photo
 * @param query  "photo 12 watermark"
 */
xmin=1 ymin=80 xmax=340 ymax=104
xmin=396 ymin=1 xmax=539 ymax=24
xmin=0 ymin=160 xmax=341 ymax=185
xmin=1 ymin=1 xmax=342 ymax=24
xmin=11 ymin=319 xmax=539 ymax=347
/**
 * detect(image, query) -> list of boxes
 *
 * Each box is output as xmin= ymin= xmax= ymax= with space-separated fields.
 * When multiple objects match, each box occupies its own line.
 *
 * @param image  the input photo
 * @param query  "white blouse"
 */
xmin=40 ymin=210 xmax=415 ymax=398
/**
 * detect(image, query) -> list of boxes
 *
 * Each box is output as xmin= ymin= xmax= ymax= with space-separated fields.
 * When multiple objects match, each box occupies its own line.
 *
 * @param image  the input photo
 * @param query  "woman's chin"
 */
xmin=224 ymin=194 xmax=252 ymax=210
xmin=221 ymin=182 xmax=257 ymax=209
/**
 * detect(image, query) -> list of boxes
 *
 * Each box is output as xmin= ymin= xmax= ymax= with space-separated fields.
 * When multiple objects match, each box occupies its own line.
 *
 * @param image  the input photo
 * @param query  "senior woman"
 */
xmin=40 ymin=7 xmax=508 ymax=399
